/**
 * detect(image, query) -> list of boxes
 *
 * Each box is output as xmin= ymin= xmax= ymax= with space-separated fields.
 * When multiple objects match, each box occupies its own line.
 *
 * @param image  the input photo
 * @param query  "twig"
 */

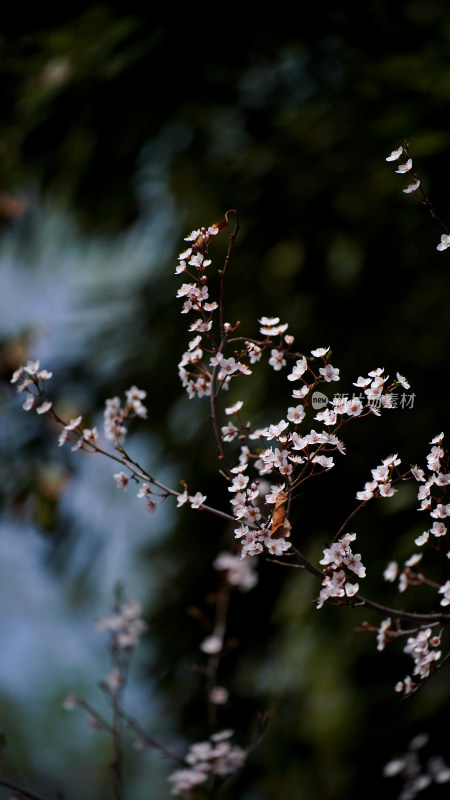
xmin=0 ymin=777 xmax=49 ymax=800
xmin=330 ymin=501 xmax=367 ymax=545
xmin=289 ymin=544 xmax=450 ymax=625
xmin=403 ymin=141 xmax=450 ymax=234
xmin=205 ymin=580 xmax=232 ymax=731
xmin=219 ymin=210 xmax=239 ymax=338
xmin=112 ymin=707 xmax=185 ymax=765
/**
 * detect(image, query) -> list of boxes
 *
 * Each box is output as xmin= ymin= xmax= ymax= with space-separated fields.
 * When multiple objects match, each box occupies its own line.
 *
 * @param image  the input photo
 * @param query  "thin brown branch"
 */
xmin=330 ymin=501 xmax=367 ymax=544
xmin=402 ymin=141 xmax=449 ymax=235
xmin=290 ymin=544 xmax=450 ymax=626
xmin=113 ymin=707 xmax=185 ymax=765
xmin=110 ymin=691 xmax=124 ymax=800
xmin=209 ymin=349 xmax=233 ymax=478
xmin=219 ymin=210 xmax=239 ymax=337
xmin=206 ymin=210 xmax=241 ymax=477
xmin=44 ymin=412 xmax=239 ymax=524
xmin=205 ymin=580 xmax=232 ymax=731
xmin=0 ymin=777 xmax=49 ymax=800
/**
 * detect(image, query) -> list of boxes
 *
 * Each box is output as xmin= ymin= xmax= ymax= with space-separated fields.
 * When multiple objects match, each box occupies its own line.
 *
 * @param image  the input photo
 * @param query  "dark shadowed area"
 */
xmin=1 ymin=4 xmax=450 ymax=799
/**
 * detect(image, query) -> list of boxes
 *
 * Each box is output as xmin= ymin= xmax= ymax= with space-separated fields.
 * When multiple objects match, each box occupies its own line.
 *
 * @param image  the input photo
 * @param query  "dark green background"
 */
xmin=1 ymin=3 xmax=450 ymax=798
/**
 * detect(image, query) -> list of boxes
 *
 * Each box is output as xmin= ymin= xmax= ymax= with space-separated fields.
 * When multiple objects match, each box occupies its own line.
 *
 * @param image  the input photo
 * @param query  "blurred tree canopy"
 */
xmin=1 ymin=3 xmax=450 ymax=799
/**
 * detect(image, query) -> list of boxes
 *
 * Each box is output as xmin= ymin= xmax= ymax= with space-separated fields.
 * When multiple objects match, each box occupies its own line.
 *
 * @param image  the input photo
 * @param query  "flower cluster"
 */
xmin=9 ymin=363 xmax=150 ymax=458
xmin=213 ymin=550 xmax=258 ymax=590
xmin=104 ymin=386 xmax=147 ymax=443
xmin=58 ymin=386 xmax=147 ymax=451
xmin=58 ymin=415 xmax=99 ymax=450
xmin=10 ymin=357 xmax=210 ymax=522
xmin=175 ymin=486 xmax=207 ymax=509
xmin=234 ymin=520 xmax=292 ymax=559
xmin=168 ymin=730 xmax=246 ymax=798
xmin=95 ymin=600 xmax=147 ymax=649
xmin=260 ymin=316 xmax=290 ymax=371
xmin=379 ymin=435 xmax=449 ymax=602
xmin=11 ymin=359 xmax=101 ymax=450
xmin=221 ymin=352 xmax=411 ymax=561
xmin=411 ymin=433 xmax=449 ymax=551
xmin=383 ymin=733 xmax=450 ymax=799
xmin=394 ymin=628 xmax=442 ymax=697
xmin=383 ymin=553 xmax=423 ymax=594
xmin=316 ymin=532 xmax=365 ymax=608
xmin=221 ymin=348 xmax=346 ymax=559
xmin=348 ymin=368 xmax=410 ymax=418
xmin=225 ymin=470 xmax=290 ymax=558
xmin=407 ymin=432 xmax=450 ymax=611
xmin=10 ymin=359 xmax=53 ymax=413
xmin=386 ymin=145 xmax=420 ymax=195
xmin=356 ymin=452 xmax=402 ymax=501
xmin=176 ymin=222 xmax=239 ymax=399
xmin=376 ymin=617 xmax=392 ymax=652
xmin=175 ymin=224 xmax=302 ymax=402
xmin=174 ymin=222 xmax=414 ymax=569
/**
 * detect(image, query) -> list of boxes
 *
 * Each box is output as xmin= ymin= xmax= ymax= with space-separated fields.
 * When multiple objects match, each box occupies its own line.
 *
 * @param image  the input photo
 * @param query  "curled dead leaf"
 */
xmin=194 ymin=219 xmax=228 ymax=249
xmin=270 ymin=491 xmax=291 ymax=538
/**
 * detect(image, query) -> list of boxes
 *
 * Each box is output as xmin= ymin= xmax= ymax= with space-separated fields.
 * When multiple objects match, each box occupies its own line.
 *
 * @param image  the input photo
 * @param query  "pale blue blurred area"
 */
xmin=0 ymin=441 xmax=177 ymax=796
xmin=0 ymin=123 xmax=189 ymax=371
xmin=0 ymin=134 xmax=188 ymax=795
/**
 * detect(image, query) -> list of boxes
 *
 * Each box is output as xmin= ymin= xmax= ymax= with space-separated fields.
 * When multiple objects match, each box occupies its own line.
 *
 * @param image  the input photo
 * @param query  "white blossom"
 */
xmin=395 ymin=158 xmax=413 ymax=173
xmin=437 ymin=234 xmax=450 ymax=252
xmin=386 ymin=146 xmax=403 ymax=161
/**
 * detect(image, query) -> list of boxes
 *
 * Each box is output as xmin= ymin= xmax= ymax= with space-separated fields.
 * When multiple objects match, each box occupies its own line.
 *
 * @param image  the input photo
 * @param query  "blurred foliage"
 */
xmin=2 ymin=2 xmax=450 ymax=799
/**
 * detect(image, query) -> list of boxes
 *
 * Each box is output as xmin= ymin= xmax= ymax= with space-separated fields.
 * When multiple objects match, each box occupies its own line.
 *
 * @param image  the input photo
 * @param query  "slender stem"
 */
xmin=207 ymin=210 xmax=240 ymax=477
xmin=210 ymin=344 xmax=233 ymax=478
xmin=290 ymin=545 xmax=326 ymax=580
xmin=56 ymin=424 xmax=238 ymax=524
xmin=112 ymin=707 xmax=185 ymax=765
xmin=219 ymin=211 xmax=239 ymax=338
xmin=290 ymin=545 xmax=450 ymax=625
xmin=358 ymin=621 xmax=440 ymax=638
xmin=205 ymin=580 xmax=232 ymax=731
xmin=403 ymin=142 xmax=449 ymax=234
xmin=350 ymin=594 xmax=450 ymax=625
xmin=110 ymin=687 xmax=124 ymax=800
xmin=121 ymin=456 xmax=236 ymax=523
xmin=0 ymin=778 xmax=49 ymax=800
xmin=77 ymin=699 xmax=115 ymax=734
xmin=330 ymin=501 xmax=367 ymax=544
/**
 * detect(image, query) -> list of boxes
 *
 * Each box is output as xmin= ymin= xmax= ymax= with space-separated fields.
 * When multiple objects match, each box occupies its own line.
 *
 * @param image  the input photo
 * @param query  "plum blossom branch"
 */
xmin=10 ymin=362 xmax=239 ymax=525
xmin=10 ymin=205 xmax=450 ymax=715
xmin=12 ymin=342 xmax=450 ymax=640
xmin=101 ymin=695 xmax=185 ymax=765
xmin=210 ymin=340 xmax=234 ymax=478
xmin=387 ymin=141 xmax=450 ymax=250
xmin=289 ymin=544 xmax=450 ymax=625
